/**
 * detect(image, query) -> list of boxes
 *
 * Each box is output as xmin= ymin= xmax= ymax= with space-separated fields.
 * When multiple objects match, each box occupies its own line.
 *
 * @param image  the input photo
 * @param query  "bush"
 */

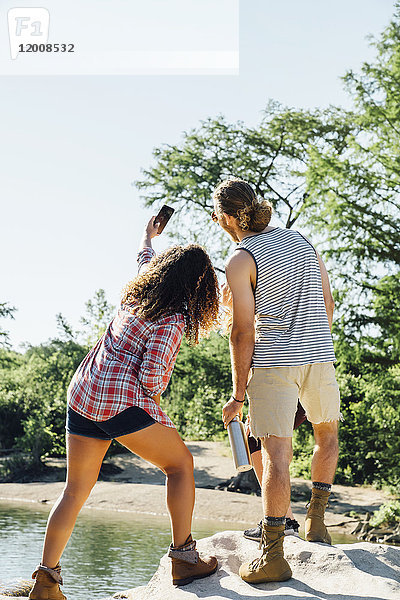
xmin=0 ymin=452 xmax=46 ymax=482
xmin=370 ymin=501 xmax=400 ymax=528
xmin=0 ymin=340 xmax=86 ymax=465
xmin=290 ymin=422 xmax=314 ymax=479
xmin=163 ymin=333 xmax=231 ymax=440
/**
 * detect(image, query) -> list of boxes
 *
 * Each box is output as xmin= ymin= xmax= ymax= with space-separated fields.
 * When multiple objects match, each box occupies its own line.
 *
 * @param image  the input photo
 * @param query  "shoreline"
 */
xmin=0 ymin=442 xmax=393 ymax=537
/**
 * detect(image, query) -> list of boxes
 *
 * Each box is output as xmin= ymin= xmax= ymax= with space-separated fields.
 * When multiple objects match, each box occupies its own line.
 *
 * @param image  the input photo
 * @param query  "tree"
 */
xmin=56 ymin=288 xmax=116 ymax=348
xmin=163 ymin=333 xmax=232 ymax=440
xmin=0 ymin=288 xmax=117 ymax=476
xmin=0 ymin=302 xmax=16 ymax=349
xmin=135 ymin=103 xmax=351 ymax=268
xmin=305 ymin=10 xmax=400 ymax=328
xmin=79 ymin=289 xmax=116 ymax=347
xmin=0 ymin=339 xmax=87 ymax=459
xmin=134 ymin=7 xmax=400 ymax=493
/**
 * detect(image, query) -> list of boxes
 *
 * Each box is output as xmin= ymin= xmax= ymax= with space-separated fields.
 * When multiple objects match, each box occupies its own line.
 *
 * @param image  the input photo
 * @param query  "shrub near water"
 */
xmin=370 ymin=501 xmax=400 ymax=528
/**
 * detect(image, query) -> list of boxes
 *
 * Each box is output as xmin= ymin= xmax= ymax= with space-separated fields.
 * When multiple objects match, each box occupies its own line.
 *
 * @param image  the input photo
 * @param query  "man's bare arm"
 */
xmin=222 ymin=250 xmax=255 ymax=427
xmin=316 ymin=251 xmax=335 ymax=330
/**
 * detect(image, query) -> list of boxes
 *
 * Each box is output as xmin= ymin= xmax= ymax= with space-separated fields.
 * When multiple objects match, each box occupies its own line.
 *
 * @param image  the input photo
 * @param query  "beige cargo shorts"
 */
xmin=246 ymin=362 xmax=341 ymax=438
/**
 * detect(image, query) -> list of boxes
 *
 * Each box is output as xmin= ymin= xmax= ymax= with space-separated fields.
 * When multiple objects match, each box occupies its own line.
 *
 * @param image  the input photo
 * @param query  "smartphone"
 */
xmin=154 ymin=205 xmax=175 ymax=234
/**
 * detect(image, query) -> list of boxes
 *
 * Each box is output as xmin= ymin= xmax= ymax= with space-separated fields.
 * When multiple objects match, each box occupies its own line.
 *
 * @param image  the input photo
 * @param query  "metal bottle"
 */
xmin=227 ymin=416 xmax=252 ymax=472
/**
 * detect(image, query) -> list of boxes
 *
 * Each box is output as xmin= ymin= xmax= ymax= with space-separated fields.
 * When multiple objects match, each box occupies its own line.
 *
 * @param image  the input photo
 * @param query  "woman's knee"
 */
xmin=61 ymin=483 xmax=92 ymax=506
xmin=164 ymin=448 xmax=194 ymax=477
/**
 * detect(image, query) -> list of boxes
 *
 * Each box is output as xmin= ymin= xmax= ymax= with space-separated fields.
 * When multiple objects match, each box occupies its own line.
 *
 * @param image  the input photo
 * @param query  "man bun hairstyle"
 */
xmin=213 ymin=177 xmax=272 ymax=232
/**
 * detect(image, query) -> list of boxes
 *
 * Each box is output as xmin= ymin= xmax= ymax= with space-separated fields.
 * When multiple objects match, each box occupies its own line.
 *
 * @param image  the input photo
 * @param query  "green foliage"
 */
xmin=0 ymin=340 xmax=87 ymax=464
xmin=0 ymin=302 xmax=17 ymax=349
xmin=370 ymin=501 xmax=400 ymax=527
xmin=56 ymin=288 xmax=116 ymax=348
xmin=290 ymin=422 xmax=314 ymax=479
xmin=0 ymin=288 xmax=116 ymax=476
xmin=305 ymin=10 xmax=400 ymax=334
xmin=0 ymin=452 xmax=46 ymax=483
xmin=136 ymin=9 xmax=400 ymax=492
xmin=162 ymin=333 xmax=231 ymax=440
xmin=79 ymin=289 xmax=116 ymax=347
xmin=135 ymin=103 xmax=350 ymax=267
xmin=2 ymin=10 xmax=400 ymax=494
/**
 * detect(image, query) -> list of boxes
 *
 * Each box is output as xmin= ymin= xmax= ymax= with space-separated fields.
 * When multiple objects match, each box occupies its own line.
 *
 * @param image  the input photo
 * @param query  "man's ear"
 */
xmin=224 ymin=213 xmax=237 ymax=227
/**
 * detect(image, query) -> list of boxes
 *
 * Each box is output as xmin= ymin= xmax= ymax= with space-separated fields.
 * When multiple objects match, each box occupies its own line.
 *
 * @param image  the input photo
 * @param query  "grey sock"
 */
xmin=264 ymin=516 xmax=286 ymax=527
xmin=312 ymin=481 xmax=331 ymax=492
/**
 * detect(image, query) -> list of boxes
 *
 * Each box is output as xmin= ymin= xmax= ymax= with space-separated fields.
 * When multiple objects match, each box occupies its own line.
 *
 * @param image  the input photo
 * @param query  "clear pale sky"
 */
xmin=1 ymin=0 xmax=396 ymax=350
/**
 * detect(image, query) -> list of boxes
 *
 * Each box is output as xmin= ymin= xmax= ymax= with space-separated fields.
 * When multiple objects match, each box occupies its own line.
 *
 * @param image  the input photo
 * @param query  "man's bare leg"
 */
xmin=311 ymin=421 xmax=339 ymax=484
xmin=252 ymin=449 xmax=294 ymax=519
xmin=261 ymin=436 xmax=293 ymax=517
xmin=305 ymin=421 xmax=339 ymax=544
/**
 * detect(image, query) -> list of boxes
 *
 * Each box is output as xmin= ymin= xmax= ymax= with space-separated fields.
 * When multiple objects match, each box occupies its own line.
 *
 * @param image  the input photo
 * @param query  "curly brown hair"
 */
xmin=121 ymin=245 xmax=220 ymax=345
xmin=213 ymin=177 xmax=272 ymax=232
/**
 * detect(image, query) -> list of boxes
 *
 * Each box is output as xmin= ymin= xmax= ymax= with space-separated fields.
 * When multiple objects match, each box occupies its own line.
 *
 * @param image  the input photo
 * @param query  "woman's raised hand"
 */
xmin=139 ymin=216 xmax=162 ymax=252
xmin=146 ymin=215 xmax=162 ymax=238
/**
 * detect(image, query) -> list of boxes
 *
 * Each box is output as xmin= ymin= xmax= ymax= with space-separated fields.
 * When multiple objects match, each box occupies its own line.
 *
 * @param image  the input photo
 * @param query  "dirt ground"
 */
xmin=0 ymin=441 xmax=393 ymax=534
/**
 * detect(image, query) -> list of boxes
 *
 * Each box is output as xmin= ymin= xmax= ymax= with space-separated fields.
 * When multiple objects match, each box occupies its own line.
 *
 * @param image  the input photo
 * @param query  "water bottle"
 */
xmin=227 ymin=416 xmax=252 ymax=472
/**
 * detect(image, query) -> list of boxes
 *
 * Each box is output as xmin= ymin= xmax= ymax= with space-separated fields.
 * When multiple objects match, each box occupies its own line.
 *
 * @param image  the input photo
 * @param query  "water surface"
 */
xmin=0 ymin=501 xmax=358 ymax=599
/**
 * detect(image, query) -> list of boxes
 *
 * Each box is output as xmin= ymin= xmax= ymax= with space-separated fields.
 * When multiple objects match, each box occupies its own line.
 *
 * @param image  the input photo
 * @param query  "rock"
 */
xmin=385 ymin=534 xmax=400 ymax=544
xmin=112 ymin=531 xmax=400 ymax=600
xmin=0 ymin=578 xmax=32 ymax=598
xmin=350 ymin=521 xmax=363 ymax=535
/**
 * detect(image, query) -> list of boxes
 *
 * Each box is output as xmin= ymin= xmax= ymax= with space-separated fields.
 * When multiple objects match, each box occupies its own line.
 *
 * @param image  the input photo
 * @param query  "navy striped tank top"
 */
xmin=237 ymin=227 xmax=335 ymax=368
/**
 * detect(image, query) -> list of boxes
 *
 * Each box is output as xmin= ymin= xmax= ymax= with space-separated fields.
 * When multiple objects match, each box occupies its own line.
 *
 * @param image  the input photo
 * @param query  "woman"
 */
xmin=29 ymin=217 xmax=220 ymax=600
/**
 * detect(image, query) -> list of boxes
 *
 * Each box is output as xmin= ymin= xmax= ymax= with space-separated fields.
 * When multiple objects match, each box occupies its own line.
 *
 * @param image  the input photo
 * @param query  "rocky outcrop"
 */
xmin=0 ymin=578 xmax=32 ymax=598
xmin=112 ymin=531 xmax=400 ymax=600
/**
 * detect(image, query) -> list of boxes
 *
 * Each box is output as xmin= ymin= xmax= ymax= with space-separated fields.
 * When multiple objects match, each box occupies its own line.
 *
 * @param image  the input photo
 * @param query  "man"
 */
xmin=213 ymin=177 xmax=341 ymax=584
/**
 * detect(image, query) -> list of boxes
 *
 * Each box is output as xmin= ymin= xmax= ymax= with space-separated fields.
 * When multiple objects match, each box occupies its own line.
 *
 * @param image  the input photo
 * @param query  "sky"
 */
xmin=1 ymin=0 xmax=396 ymax=350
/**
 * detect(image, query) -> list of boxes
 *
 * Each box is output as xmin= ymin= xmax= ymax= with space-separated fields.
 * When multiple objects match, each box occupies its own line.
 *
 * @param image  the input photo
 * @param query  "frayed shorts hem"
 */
xmin=247 ymin=362 xmax=341 ymax=438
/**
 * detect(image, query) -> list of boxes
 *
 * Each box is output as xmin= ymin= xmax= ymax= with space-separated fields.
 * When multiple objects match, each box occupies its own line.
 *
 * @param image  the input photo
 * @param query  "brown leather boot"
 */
xmin=29 ymin=564 xmax=66 ymax=600
xmin=168 ymin=535 xmax=218 ymax=586
xmin=305 ymin=488 xmax=332 ymax=544
xmin=239 ymin=523 xmax=292 ymax=584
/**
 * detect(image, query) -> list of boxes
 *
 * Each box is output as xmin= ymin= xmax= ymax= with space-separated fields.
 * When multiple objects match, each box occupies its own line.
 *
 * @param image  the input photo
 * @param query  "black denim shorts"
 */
xmin=66 ymin=405 xmax=155 ymax=440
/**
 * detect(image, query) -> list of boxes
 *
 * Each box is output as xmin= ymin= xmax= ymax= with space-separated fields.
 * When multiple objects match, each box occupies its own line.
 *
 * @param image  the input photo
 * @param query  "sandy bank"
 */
xmin=0 ymin=442 xmax=392 ymax=533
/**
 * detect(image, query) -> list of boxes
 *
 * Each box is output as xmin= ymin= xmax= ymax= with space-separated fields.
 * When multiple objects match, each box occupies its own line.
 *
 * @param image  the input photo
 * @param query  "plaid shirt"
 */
xmin=67 ymin=247 xmax=185 ymax=427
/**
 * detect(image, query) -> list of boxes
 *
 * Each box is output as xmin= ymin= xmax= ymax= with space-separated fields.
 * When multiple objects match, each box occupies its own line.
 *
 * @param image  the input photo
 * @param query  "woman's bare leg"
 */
xmin=252 ymin=449 xmax=294 ymax=520
xmin=117 ymin=423 xmax=194 ymax=547
xmin=41 ymin=434 xmax=111 ymax=567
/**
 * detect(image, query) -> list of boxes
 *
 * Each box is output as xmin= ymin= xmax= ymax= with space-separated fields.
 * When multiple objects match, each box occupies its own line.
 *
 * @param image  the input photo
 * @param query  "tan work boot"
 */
xmin=29 ymin=564 xmax=66 ymax=600
xmin=168 ymin=535 xmax=218 ymax=586
xmin=305 ymin=488 xmax=332 ymax=544
xmin=239 ymin=523 xmax=292 ymax=584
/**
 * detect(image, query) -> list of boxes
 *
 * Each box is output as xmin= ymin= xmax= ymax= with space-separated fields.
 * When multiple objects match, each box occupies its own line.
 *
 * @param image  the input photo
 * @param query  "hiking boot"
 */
xmin=168 ymin=535 xmax=218 ymax=586
xmin=284 ymin=518 xmax=300 ymax=537
xmin=305 ymin=488 xmax=331 ymax=544
xmin=239 ymin=523 xmax=292 ymax=584
xmin=29 ymin=564 xmax=66 ymax=600
xmin=244 ymin=520 xmax=262 ymax=542
xmin=244 ymin=518 xmax=300 ymax=541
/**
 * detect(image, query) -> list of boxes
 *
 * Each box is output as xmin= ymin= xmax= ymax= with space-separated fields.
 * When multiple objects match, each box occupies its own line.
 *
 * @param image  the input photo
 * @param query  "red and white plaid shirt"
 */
xmin=67 ymin=247 xmax=185 ymax=427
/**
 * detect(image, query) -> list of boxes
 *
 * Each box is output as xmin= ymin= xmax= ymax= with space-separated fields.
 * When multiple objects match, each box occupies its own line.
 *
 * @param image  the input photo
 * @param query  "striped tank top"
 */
xmin=237 ymin=227 xmax=335 ymax=368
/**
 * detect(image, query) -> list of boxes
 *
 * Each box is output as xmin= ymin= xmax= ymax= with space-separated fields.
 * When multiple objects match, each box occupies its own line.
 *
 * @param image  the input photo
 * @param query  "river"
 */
xmin=0 ymin=501 xmax=358 ymax=599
